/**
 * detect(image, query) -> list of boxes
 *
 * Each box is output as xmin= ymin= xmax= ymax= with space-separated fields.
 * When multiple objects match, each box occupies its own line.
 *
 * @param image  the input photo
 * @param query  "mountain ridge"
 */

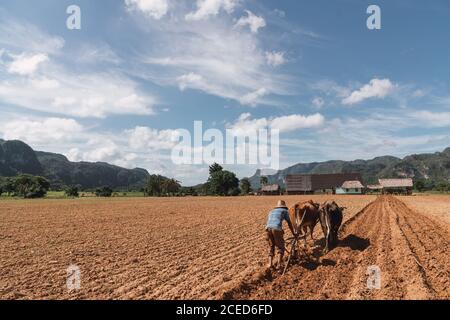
xmin=0 ymin=140 xmax=150 ymax=190
xmin=248 ymin=148 xmax=450 ymax=189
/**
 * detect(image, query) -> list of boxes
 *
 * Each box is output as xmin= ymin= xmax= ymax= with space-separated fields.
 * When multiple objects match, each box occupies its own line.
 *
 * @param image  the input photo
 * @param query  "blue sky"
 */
xmin=0 ymin=0 xmax=449 ymax=185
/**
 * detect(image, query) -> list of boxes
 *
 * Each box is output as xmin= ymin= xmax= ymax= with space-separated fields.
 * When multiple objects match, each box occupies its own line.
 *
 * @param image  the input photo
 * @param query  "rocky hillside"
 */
xmin=0 ymin=139 xmax=150 ymax=190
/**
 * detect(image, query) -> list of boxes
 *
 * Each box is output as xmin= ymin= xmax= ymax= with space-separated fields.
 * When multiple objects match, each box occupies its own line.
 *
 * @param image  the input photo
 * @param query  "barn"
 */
xmin=286 ymin=173 xmax=363 ymax=195
xmin=336 ymin=180 xmax=365 ymax=195
xmin=260 ymin=184 xmax=281 ymax=196
xmin=379 ymin=178 xmax=413 ymax=195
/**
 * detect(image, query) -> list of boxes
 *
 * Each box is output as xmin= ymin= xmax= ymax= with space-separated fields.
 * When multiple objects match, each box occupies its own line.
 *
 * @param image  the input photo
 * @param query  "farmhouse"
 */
xmin=336 ymin=180 xmax=365 ymax=195
xmin=286 ymin=173 xmax=362 ymax=195
xmin=260 ymin=184 xmax=281 ymax=196
xmin=379 ymin=178 xmax=413 ymax=195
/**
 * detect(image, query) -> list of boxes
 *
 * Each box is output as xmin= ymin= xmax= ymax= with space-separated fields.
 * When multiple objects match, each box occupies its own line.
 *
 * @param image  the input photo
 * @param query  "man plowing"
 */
xmin=265 ymin=200 xmax=297 ymax=270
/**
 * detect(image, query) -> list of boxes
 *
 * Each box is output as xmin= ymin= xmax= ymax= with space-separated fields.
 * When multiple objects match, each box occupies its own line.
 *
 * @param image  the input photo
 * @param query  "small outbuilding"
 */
xmin=379 ymin=178 xmax=413 ymax=195
xmin=336 ymin=180 xmax=365 ymax=195
xmin=260 ymin=184 xmax=281 ymax=196
xmin=367 ymin=184 xmax=383 ymax=194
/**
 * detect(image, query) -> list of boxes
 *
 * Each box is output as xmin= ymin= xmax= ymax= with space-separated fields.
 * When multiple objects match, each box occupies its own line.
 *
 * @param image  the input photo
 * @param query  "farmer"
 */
xmin=265 ymin=200 xmax=297 ymax=269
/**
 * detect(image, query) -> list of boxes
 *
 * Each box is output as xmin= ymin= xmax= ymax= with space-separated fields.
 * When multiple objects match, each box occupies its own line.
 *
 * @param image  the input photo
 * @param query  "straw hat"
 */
xmin=275 ymin=200 xmax=288 ymax=209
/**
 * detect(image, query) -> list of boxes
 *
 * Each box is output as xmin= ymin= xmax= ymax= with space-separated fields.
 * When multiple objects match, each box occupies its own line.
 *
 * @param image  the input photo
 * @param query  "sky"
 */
xmin=0 ymin=0 xmax=449 ymax=185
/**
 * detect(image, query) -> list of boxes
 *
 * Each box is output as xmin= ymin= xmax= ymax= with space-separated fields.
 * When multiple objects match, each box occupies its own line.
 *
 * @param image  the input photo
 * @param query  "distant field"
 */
xmin=0 ymin=195 xmax=448 ymax=300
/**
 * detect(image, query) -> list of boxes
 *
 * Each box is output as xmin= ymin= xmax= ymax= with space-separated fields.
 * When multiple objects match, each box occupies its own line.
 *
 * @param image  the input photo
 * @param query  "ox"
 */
xmin=319 ymin=201 xmax=345 ymax=253
xmin=289 ymin=200 xmax=320 ymax=248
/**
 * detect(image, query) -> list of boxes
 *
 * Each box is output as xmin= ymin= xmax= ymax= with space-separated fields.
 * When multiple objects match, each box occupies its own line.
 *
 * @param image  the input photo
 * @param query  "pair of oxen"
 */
xmin=288 ymin=200 xmax=345 ymax=253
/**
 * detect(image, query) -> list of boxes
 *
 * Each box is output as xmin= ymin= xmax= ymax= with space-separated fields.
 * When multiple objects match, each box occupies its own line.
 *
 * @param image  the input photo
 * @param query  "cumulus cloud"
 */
xmin=7 ymin=53 xmax=48 ymax=75
xmin=125 ymin=0 xmax=169 ymax=19
xmin=126 ymin=126 xmax=181 ymax=150
xmin=185 ymin=0 xmax=238 ymax=21
xmin=235 ymin=10 xmax=266 ymax=33
xmin=3 ymin=118 xmax=83 ymax=144
xmin=0 ymin=62 xmax=157 ymax=118
xmin=342 ymin=78 xmax=395 ymax=105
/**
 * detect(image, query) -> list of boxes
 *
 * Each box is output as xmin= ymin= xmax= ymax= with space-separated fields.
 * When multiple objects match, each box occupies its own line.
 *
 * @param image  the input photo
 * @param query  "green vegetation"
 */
xmin=240 ymin=178 xmax=252 ymax=195
xmin=95 ymin=186 xmax=113 ymax=197
xmin=260 ymin=176 xmax=268 ymax=186
xmin=65 ymin=186 xmax=80 ymax=198
xmin=0 ymin=175 xmax=50 ymax=198
xmin=206 ymin=163 xmax=239 ymax=196
xmin=144 ymin=175 xmax=181 ymax=197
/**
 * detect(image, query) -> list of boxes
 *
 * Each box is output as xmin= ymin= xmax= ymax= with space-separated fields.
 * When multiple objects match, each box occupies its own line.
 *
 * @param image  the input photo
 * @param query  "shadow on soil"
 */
xmin=338 ymin=235 xmax=370 ymax=251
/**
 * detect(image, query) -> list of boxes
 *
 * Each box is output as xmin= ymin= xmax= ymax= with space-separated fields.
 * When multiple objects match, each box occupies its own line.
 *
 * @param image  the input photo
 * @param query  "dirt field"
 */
xmin=0 ymin=195 xmax=449 ymax=300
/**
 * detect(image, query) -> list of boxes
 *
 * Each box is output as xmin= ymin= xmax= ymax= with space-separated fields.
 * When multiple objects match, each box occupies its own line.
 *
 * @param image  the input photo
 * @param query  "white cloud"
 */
xmin=342 ymin=78 xmax=395 ymax=105
xmin=235 ymin=10 xmax=266 ymax=33
xmin=3 ymin=118 xmax=83 ymax=145
xmin=265 ymin=51 xmax=286 ymax=67
xmin=312 ymin=97 xmax=324 ymax=108
xmin=239 ymin=88 xmax=268 ymax=106
xmin=412 ymin=111 xmax=450 ymax=127
xmin=30 ymin=77 xmax=60 ymax=89
xmin=125 ymin=0 xmax=169 ymax=19
xmin=142 ymin=18 xmax=291 ymax=106
xmin=177 ymin=72 xmax=204 ymax=90
xmin=7 ymin=53 xmax=48 ymax=75
xmin=227 ymin=112 xmax=324 ymax=136
xmin=185 ymin=0 xmax=238 ymax=21
xmin=270 ymin=114 xmax=325 ymax=132
xmin=126 ymin=126 xmax=181 ymax=150
xmin=0 ymin=64 xmax=157 ymax=118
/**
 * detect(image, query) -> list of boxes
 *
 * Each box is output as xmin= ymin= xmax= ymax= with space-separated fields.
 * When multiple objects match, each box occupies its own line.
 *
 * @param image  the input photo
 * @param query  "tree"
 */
xmin=145 ymin=175 xmax=165 ymax=196
xmin=414 ymin=180 xmax=426 ymax=192
xmin=435 ymin=182 xmax=449 ymax=193
xmin=2 ymin=178 xmax=15 ymax=195
xmin=65 ymin=186 xmax=79 ymax=198
xmin=260 ymin=176 xmax=268 ymax=186
xmin=207 ymin=170 xmax=239 ymax=196
xmin=95 ymin=186 xmax=113 ymax=197
xmin=13 ymin=175 xmax=50 ymax=198
xmin=240 ymin=178 xmax=252 ymax=195
xmin=162 ymin=178 xmax=181 ymax=196
xmin=209 ymin=163 xmax=223 ymax=175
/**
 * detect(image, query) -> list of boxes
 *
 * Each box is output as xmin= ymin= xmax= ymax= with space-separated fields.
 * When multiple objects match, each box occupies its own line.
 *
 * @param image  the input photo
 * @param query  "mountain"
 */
xmin=0 ymin=139 xmax=150 ymax=190
xmin=249 ymin=147 xmax=450 ymax=189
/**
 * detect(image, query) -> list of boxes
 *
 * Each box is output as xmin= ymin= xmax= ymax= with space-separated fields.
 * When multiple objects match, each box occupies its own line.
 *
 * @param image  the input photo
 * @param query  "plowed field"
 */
xmin=0 ymin=195 xmax=448 ymax=300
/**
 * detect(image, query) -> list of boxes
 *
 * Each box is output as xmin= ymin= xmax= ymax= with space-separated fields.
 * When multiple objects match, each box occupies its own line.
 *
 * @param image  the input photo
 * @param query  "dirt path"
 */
xmin=226 ymin=196 xmax=450 ymax=300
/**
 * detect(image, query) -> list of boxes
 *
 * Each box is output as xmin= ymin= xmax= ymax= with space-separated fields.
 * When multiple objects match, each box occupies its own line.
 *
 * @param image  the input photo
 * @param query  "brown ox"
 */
xmin=288 ymin=200 xmax=320 ymax=247
xmin=319 ymin=201 xmax=345 ymax=253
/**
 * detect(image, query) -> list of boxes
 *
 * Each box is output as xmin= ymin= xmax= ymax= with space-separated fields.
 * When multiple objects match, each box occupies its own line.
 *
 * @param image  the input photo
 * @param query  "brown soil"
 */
xmin=226 ymin=196 xmax=450 ymax=300
xmin=0 ymin=195 xmax=448 ymax=300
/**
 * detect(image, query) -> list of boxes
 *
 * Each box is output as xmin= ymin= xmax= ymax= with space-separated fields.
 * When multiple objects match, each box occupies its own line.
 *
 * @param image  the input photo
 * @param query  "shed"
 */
xmin=336 ymin=180 xmax=365 ymax=195
xmin=260 ymin=184 xmax=281 ymax=196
